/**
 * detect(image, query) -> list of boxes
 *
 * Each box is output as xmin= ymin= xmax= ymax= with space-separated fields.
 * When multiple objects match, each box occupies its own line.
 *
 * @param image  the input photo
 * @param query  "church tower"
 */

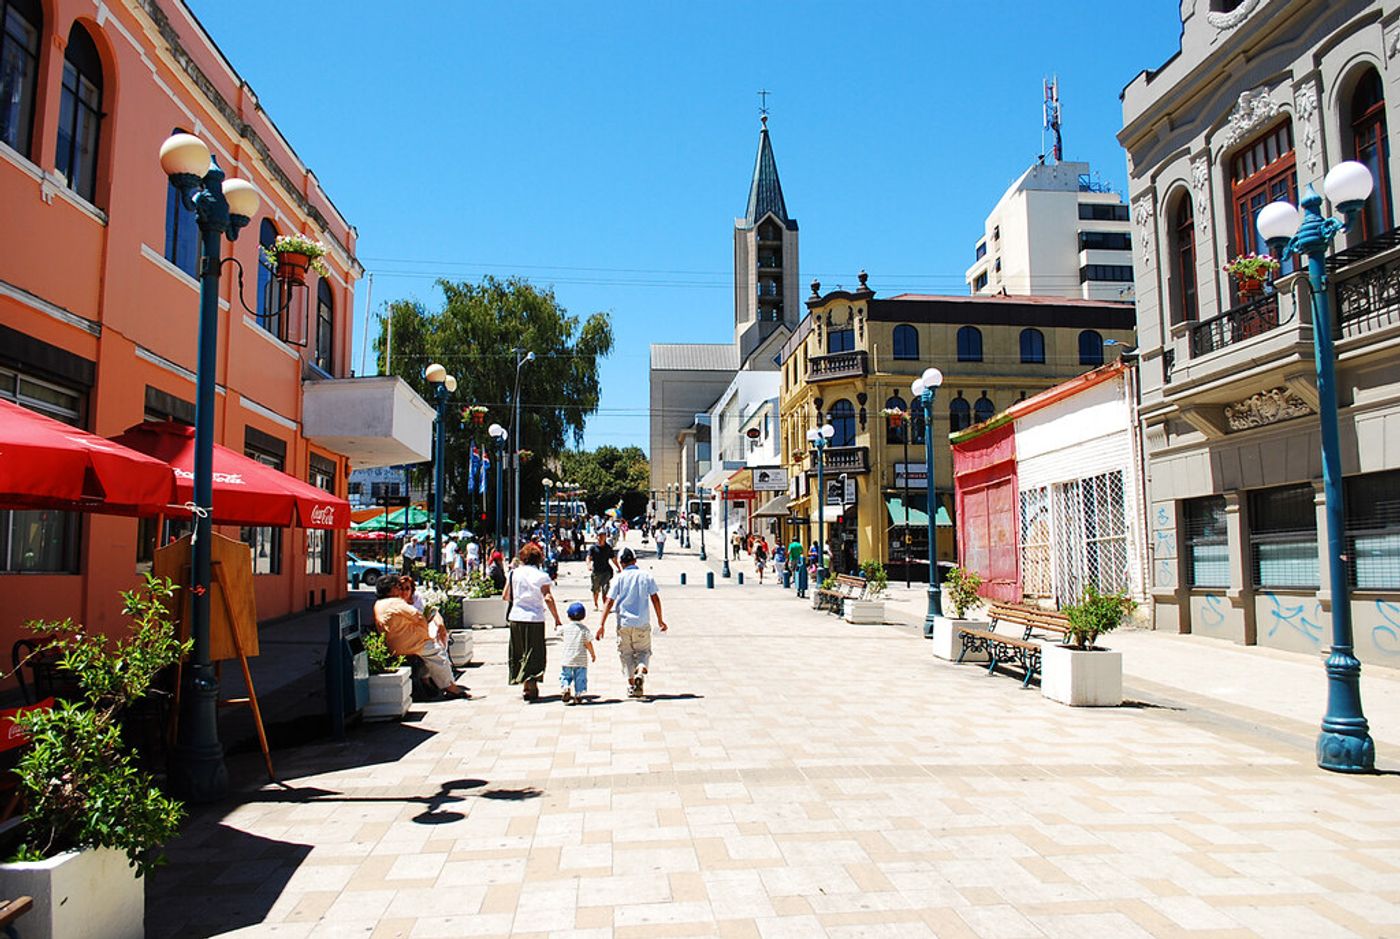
xmin=734 ymin=114 xmax=799 ymax=368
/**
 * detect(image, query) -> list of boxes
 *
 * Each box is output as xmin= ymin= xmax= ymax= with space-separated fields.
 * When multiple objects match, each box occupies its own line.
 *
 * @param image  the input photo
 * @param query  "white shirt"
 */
xmin=507 ymin=565 xmax=553 ymax=623
xmin=608 ymin=566 xmax=658 ymax=629
xmin=466 ymin=542 xmax=480 ymax=561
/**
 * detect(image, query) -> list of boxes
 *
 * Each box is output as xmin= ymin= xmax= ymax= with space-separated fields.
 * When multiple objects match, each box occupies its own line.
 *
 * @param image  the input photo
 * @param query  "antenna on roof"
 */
xmin=1043 ymin=75 xmax=1063 ymax=163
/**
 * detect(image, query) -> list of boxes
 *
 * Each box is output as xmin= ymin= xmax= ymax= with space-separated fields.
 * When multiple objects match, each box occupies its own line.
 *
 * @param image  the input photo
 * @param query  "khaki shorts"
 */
xmin=591 ymin=569 xmax=613 ymax=594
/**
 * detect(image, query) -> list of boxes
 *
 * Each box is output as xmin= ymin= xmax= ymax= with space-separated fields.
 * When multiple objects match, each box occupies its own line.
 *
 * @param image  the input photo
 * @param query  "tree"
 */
xmin=558 ymin=446 xmax=651 ymax=520
xmin=378 ymin=277 xmax=613 ymax=532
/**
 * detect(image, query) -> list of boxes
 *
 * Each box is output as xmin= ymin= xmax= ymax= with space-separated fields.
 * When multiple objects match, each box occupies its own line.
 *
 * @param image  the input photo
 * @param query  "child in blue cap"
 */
xmin=560 ymin=601 xmax=595 ymax=705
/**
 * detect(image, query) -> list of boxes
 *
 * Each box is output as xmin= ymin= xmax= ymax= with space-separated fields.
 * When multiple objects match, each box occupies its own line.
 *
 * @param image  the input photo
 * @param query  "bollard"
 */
xmin=781 ymin=570 xmax=791 ymax=589
xmin=738 ymin=572 xmax=744 ymax=585
xmin=706 ymin=571 xmax=715 ymax=589
xmin=680 ymin=572 xmax=687 ymax=585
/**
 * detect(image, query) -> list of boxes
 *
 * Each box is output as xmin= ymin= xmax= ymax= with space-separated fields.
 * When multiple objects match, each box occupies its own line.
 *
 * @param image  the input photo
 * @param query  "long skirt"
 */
xmin=508 ymin=620 xmax=547 ymax=685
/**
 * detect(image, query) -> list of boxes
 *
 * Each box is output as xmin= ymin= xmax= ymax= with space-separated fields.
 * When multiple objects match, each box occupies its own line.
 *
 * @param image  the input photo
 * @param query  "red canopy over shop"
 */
xmin=0 ymin=398 xmax=176 ymax=515
xmin=109 ymin=421 xmax=350 ymax=530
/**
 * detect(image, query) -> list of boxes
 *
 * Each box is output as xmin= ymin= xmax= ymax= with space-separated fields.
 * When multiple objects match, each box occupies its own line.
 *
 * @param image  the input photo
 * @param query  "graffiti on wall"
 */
xmin=1373 ymin=599 xmax=1400 ymax=656
xmin=1263 ymin=592 xmax=1322 ymax=645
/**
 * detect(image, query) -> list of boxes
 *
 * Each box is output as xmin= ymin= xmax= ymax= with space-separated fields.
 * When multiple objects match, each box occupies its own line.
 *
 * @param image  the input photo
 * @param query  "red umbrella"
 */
xmin=110 ymin=421 xmax=350 ymax=529
xmin=0 ymin=399 xmax=176 ymax=515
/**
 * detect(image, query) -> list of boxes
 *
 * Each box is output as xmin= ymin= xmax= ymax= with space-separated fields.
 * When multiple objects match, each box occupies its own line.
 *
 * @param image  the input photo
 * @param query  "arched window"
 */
xmin=892 ymin=324 xmax=918 ymax=360
xmin=828 ymin=399 xmax=856 ymax=448
xmin=1020 ymin=328 xmax=1045 ymax=364
xmin=0 ymin=0 xmax=42 ymax=157
xmin=57 ymin=23 xmax=104 ymax=205
xmin=1351 ymin=68 xmax=1393 ymax=242
xmin=973 ymin=392 xmax=995 ymax=424
xmin=885 ymin=394 xmax=907 ymax=444
xmin=164 ymin=128 xmax=200 ymax=277
xmin=949 ymin=394 xmax=971 ymax=433
xmin=1231 ymin=121 xmax=1296 ymax=280
xmin=1079 ymin=330 xmax=1104 ymax=366
xmin=957 ymin=325 xmax=983 ymax=362
xmin=1170 ymin=194 xmax=1197 ymax=324
xmin=256 ymin=220 xmax=280 ymax=337
xmin=315 ymin=279 xmax=334 ymax=373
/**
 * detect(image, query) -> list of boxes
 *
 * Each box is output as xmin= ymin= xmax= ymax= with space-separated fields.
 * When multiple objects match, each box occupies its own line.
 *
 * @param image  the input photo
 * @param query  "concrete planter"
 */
xmin=461 ymin=598 xmax=507 ymax=628
xmin=365 ymin=666 xmax=412 ymax=720
xmin=447 ymin=629 xmax=475 ymax=667
xmin=843 ymin=598 xmax=885 ymax=624
xmin=931 ymin=616 xmax=989 ymax=662
xmin=1041 ymin=644 xmax=1122 ymax=707
xmin=0 ymin=846 xmax=143 ymax=939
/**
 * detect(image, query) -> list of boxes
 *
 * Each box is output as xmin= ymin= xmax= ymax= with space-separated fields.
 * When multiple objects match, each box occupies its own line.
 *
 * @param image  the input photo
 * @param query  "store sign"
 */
xmin=753 ymin=468 xmax=788 ymax=491
xmin=894 ymin=463 xmax=928 ymax=489
xmin=824 ymin=477 xmax=856 ymax=507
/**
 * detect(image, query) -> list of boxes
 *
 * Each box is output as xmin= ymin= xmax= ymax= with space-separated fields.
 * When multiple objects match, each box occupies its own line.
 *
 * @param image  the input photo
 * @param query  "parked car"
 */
xmin=347 ymin=552 xmax=386 ymax=587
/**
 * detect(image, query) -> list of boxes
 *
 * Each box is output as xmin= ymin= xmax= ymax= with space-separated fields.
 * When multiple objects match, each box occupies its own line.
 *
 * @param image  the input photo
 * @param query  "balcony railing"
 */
xmin=1190 ymin=294 xmax=1280 ymax=357
xmin=806 ymin=350 xmax=868 ymax=383
xmin=1335 ymin=250 xmax=1400 ymax=339
xmin=811 ymin=446 xmax=869 ymax=474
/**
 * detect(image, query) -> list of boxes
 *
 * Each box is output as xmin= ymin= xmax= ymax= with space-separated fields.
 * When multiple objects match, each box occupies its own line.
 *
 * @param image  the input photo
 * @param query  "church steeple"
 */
xmin=734 ymin=109 xmax=799 ymax=366
xmin=745 ymin=114 xmax=789 ymax=226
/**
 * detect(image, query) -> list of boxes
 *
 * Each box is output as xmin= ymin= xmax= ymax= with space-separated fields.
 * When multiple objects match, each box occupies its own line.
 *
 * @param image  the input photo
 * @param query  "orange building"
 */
xmin=0 ymin=0 xmax=430 ymax=659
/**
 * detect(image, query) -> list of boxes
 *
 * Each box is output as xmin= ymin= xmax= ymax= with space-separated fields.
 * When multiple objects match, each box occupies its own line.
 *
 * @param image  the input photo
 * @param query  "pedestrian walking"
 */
xmin=753 ymin=536 xmax=768 ymax=583
xmin=587 ymin=530 xmax=621 ymax=610
xmin=558 ymin=601 xmax=596 ymax=705
xmin=655 ymin=525 xmax=667 ymax=559
xmin=502 ymin=542 xmax=562 ymax=701
xmin=597 ymin=547 xmax=668 ymax=698
xmin=465 ymin=537 xmax=480 ymax=575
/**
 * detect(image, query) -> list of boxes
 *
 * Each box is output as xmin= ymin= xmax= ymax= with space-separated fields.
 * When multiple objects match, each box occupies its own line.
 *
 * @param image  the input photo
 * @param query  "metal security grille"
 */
xmin=1249 ymin=483 xmax=1317 ymax=589
xmin=1051 ymin=470 xmax=1128 ymax=606
xmin=1183 ymin=495 xmax=1229 ymax=587
xmin=1019 ymin=487 xmax=1052 ymax=598
xmin=1347 ymin=469 xmax=1400 ymax=589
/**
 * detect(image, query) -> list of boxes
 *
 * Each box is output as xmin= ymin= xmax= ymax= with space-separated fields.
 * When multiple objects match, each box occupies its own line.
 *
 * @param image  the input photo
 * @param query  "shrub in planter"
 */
xmin=363 ymin=632 xmax=411 ymax=721
xmin=931 ymin=566 xmax=988 ymax=659
xmin=1061 ymin=585 xmax=1136 ymax=650
xmin=858 ymin=560 xmax=888 ymax=600
xmin=943 ymin=566 xmax=984 ymax=619
xmin=1044 ymin=586 xmax=1135 ymax=707
xmin=364 ymin=631 xmax=405 ymax=675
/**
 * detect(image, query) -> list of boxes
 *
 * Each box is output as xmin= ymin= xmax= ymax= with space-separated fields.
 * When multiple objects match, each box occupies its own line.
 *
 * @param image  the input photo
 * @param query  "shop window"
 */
xmin=0 ymin=366 xmax=83 ymax=573
xmin=56 ymin=23 xmax=103 ymax=205
xmin=241 ymin=437 xmax=286 ymax=575
xmin=1350 ymin=68 xmax=1393 ymax=242
xmin=1249 ymin=484 xmax=1317 ymax=588
xmin=1184 ymin=496 xmax=1229 ymax=588
xmin=892 ymin=324 xmax=918 ymax=360
xmin=828 ymin=399 xmax=855 ymax=447
xmin=1347 ymin=469 xmax=1400 ymax=590
xmin=306 ymin=457 xmax=335 ymax=575
xmin=1079 ymin=330 xmax=1104 ymax=366
xmin=1019 ymin=328 xmax=1045 ymax=364
xmin=957 ymin=326 xmax=983 ymax=362
xmin=0 ymin=0 xmax=42 ymax=157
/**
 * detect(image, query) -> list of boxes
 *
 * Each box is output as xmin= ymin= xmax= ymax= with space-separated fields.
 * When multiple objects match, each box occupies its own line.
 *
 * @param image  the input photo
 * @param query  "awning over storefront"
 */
xmin=753 ymin=494 xmax=790 ymax=517
xmin=886 ymin=496 xmax=952 ymax=527
xmin=812 ymin=504 xmax=852 ymax=525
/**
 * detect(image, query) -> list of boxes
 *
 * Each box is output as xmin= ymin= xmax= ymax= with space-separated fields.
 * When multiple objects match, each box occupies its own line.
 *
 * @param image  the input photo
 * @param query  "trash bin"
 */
xmin=781 ymin=570 xmax=791 ymax=589
xmin=327 ymin=608 xmax=370 ymax=738
xmin=796 ymin=564 xmax=809 ymax=598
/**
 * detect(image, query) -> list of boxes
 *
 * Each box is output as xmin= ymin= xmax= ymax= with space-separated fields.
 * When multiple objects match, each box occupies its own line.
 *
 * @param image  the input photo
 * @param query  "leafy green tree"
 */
xmin=377 ymin=277 xmax=613 ymax=531
xmin=558 ymin=446 xmax=651 ymax=520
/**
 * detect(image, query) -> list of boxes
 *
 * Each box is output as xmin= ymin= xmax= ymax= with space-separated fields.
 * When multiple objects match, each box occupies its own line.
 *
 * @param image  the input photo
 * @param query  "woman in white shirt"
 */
xmin=501 ymin=542 xmax=562 ymax=701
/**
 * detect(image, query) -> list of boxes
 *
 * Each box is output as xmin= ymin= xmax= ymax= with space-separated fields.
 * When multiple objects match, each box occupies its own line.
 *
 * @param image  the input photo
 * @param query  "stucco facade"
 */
xmin=1120 ymin=0 xmax=1400 ymax=665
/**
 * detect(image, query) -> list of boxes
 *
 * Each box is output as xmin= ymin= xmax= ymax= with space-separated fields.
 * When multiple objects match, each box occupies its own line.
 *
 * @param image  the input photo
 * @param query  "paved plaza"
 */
xmin=148 ymin=535 xmax=1400 ymax=938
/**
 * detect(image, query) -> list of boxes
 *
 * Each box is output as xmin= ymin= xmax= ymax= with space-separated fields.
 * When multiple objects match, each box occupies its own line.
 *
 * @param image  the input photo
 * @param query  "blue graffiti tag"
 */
xmin=1263 ymin=593 xmax=1322 ymax=644
xmin=1373 ymin=599 xmax=1400 ymax=656
xmin=1155 ymin=506 xmax=1171 ymax=529
xmin=1199 ymin=593 xmax=1226 ymax=628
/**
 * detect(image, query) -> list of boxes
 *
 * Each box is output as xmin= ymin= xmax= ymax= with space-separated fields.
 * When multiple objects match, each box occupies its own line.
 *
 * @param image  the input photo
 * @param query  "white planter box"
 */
xmin=448 ymin=629 xmax=475 ymax=667
xmin=1041 ymin=644 xmax=1122 ymax=707
xmin=461 ymin=598 xmax=507 ymax=628
xmin=0 ymin=846 xmax=143 ymax=939
xmin=843 ymin=599 xmax=885 ymax=624
xmin=365 ymin=666 xmax=412 ymax=720
xmin=932 ymin=616 xmax=989 ymax=662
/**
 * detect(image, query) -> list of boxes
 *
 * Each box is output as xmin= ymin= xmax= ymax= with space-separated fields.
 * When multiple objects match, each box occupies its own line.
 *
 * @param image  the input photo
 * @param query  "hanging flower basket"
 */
xmin=881 ymin=407 xmax=905 ymax=427
xmin=465 ymin=405 xmax=488 ymax=425
xmin=275 ymin=252 xmax=310 ymax=285
xmin=263 ymin=233 xmax=330 ymax=285
xmin=1222 ymin=253 xmax=1279 ymax=298
xmin=516 ymin=449 xmax=533 ymax=463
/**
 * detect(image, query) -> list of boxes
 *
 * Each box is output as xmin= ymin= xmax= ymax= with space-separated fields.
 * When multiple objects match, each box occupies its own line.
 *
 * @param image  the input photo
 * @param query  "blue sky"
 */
xmin=189 ymin=1 xmax=1183 ymax=451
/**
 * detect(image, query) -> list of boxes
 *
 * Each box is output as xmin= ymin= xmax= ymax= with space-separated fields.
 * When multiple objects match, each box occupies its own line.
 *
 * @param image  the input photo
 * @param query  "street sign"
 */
xmin=381 ymin=495 xmax=411 ymax=508
xmin=824 ymin=478 xmax=843 ymax=507
xmin=894 ymin=463 xmax=928 ymax=489
xmin=844 ymin=477 xmax=856 ymax=504
xmin=753 ymin=468 xmax=788 ymax=491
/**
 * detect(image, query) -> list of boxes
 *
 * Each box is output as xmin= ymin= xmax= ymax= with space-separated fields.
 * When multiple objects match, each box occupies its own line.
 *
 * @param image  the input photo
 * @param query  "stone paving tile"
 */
xmin=146 ymin=538 xmax=1400 ymax=937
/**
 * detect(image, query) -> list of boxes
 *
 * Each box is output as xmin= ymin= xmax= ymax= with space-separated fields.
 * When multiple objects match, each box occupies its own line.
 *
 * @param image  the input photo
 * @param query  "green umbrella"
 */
xmin=353 ymin=506 xmax=452 ymax=531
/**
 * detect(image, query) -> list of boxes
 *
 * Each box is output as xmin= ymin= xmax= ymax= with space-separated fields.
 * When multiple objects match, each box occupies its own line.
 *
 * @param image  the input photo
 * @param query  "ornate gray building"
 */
xmin=1120 ymin=0 xmax=1400 ymax=664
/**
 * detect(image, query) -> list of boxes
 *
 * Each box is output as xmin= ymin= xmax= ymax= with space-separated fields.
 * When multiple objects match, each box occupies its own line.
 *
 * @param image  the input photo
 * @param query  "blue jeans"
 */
xmin=656 ymin=542 xmax=666 ymax=558
xmin=560 ymin=665 xmax=588 ymax=694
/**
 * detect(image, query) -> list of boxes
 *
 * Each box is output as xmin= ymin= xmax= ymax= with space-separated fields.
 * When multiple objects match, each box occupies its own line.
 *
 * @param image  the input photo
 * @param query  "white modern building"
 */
xmin=697 ymin=370 xmax=781 ymax=542
xmin=964 ymin=160 xmax=1135 ymax=302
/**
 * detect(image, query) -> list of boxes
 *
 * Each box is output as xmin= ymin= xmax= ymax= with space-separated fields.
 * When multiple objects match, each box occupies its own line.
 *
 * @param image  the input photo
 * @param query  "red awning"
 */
xmin=110 ymin=421 xmax=350 ymax=530
xmin=0 ymin=399 xmax=176 ymax=515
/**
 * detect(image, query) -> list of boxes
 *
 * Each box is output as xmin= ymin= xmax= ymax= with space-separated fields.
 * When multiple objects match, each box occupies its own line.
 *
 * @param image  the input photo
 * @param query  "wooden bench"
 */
xmin=955 ymin=603 xmax=1071 ymax=687
xmin=0 ymin=896 xmax=32 ymax=939
xmin=815 ymin=574 xmax=866 ymax=613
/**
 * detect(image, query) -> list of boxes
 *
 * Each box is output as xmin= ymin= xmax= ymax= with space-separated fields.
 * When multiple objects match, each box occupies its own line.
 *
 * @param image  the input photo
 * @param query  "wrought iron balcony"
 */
xmin=1335 ymin=249 xmax=1400 ymax=339
xmin=1190 ymin=294 xmax=1280 ymax=357
xmin=806 ymin=350 xmax=868 ymax=383
xmin=810 ymin=445 xmax=870 ymax=474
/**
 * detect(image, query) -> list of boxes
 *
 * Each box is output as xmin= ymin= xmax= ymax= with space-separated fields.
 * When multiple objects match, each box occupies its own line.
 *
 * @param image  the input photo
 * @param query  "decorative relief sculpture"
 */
xmin=1387 ymin=24 xmax=1400 ymax=59
xmin=1222 ymin=87 xmax=1280 ymax=149
xmin=1225 ymin=387 xmax=1313 ymax=431
xmin=1206 ymin=0 xmax=1262 ymax=31
xmin=1134 ymin=197 xmax=1155 ymax=266
xmin=1295 ymin=86 xmax=1320 ymax=175
xmin=1190 ymin=157 xmax=1211 ymax=235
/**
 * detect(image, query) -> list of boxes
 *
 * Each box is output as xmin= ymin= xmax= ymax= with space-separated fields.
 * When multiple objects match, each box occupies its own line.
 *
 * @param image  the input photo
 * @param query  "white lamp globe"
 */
xmin=1324 ymin=160 xmax=1374 ymax=210
xmin=921 ymin=366 xmax=944 ymax=388
xmin=911 ymin=379 xmax=925 ymax=397
xmin=542 ymin=478 xmax=553 ymax=488
xmin=821 ymin=423 xmax=835 ymax=439
xmin=525 ymin=351 xmax=536 ymax=363
xmin=425 ymin=363 xmax=447 ymax=384
xmin=488 ymin=422 xmax=505 ymax=437
xmin=221 ymin=178 xmax=261 ymax=219
xmin=805 ymin=428 xmax=819 ymax=443
xmin=444 ymin=375 xmax=458 ymax=393
xmin=1257 ymin=200 xmax=1302 ymax=246
xmin=159 ymin=132 xmax=209 ymax=178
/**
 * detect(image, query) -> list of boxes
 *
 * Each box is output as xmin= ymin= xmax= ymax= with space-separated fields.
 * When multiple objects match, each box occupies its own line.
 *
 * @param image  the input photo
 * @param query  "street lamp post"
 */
xmin=509 ymin=348 xmax=535 ymax=557
xmin=159 ymin=132 xmax=261 ymax=802
xmin=722 ymin=483 xmax=731 ymax=578
xmin=425 ymin=364 xmax=457 ymax=571
xmin=698 ymin=487 xmax=707 ymax=560
xmin=805 ymin=423 xmax=835 ymax=584
xmin=682 ymin=486 xmax=692 ymax=548
xmin=489 ymin=423 xmax=508 ymax=556
xmin=911 ymin=368 xmax=944 ymax=633
xmin=542 ymin=477 xmax=554 ymax=560
xmin=1257 ymin=160 xmax=1377 ymax=773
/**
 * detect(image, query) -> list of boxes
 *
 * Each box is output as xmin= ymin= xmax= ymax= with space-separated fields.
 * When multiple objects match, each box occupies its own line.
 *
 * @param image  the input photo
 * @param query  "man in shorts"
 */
xmin=587 ymin=530 xmax=621 ymax=610
xmin=597 ymin=547 xmax=668 ymax=697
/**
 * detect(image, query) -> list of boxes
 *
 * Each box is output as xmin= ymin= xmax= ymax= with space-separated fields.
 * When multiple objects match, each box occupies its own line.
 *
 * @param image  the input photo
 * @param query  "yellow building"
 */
xmin=777 ymin=273 xmax=1136 ymax=578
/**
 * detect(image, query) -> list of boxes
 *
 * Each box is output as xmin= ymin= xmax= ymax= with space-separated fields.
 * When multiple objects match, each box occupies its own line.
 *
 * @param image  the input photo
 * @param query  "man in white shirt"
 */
xmin=465 ymin=538 xmax=481 ymax=574
xmin=597 ymin=548 xmax=668 ymax=697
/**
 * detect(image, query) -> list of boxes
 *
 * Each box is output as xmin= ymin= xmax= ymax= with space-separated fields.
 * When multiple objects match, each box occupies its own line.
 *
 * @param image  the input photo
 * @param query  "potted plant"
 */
xmin=932 ymin=566 xmax=989 ymax=661
xmin=261 ymin=232 xmax=330 ymax=286
xmin=844 ymin=560 xmax=889 ymax=624
xmin=881 ymin=407 xmax=905 ymax=428
xmin=363 ymin=632 xmax=412 ymax=721
xmin=1221 ymin=253 xmax=1280 ymax=298
xmin=460 ymin=572 xmax=507 ymax=628
xmin=0 ymin=575 xmax=189 ymax=939
xmin=1041 ymin=586 xmax=1135 ymax=707
xmin=463 ymin=405 xmax=488 ymax=426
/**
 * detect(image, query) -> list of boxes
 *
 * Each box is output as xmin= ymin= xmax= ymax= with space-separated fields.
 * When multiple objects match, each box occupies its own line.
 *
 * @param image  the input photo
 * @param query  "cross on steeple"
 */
xmin=758 ymin=89 xmax=770 ymax=124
